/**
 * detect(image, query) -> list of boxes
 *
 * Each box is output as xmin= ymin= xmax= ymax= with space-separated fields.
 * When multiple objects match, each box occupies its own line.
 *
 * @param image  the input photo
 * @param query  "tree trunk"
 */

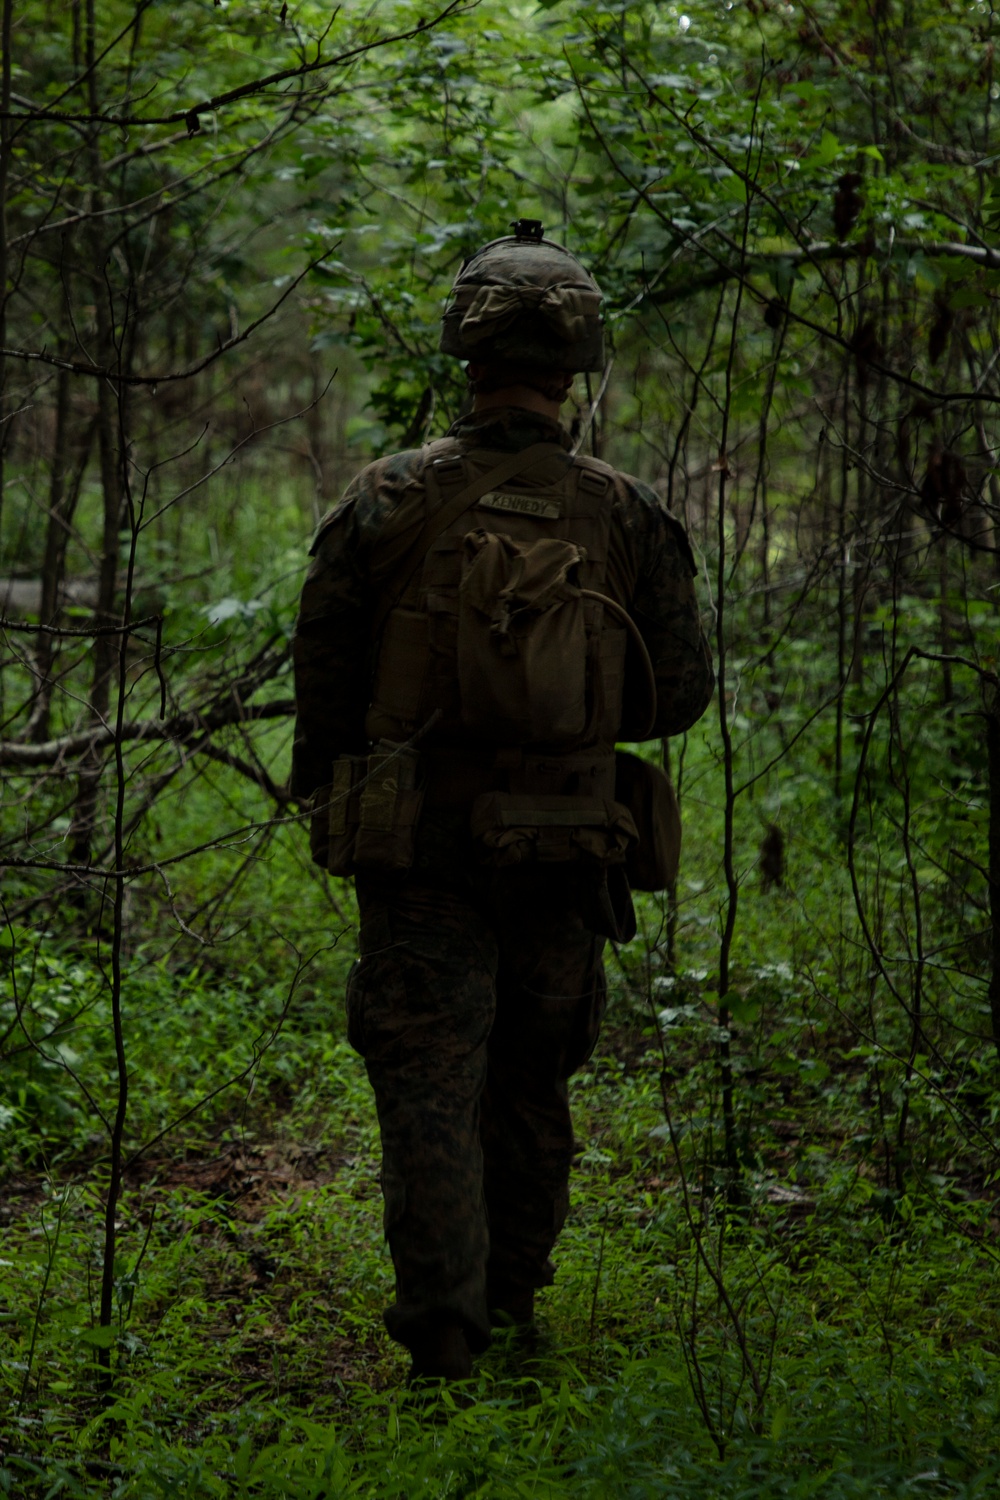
xmin=835 ymin=358 xmax=850 ymax=797
xmin=987 ymin=683 xmax=1000 ymax=1064
xmin=0 ymin=0 xmax=14 ymax=544
xmin=68 ymin=0 xmax=124 ymax=868
xmin=26 ymin=363 xmax=90 ymax=742
xmin=662 ymin=737 xmax=679 ymax=970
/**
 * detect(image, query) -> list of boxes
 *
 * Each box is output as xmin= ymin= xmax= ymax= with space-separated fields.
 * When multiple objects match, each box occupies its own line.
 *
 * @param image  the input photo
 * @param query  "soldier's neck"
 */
xmin=472 ymin=387 xmax=564 ymax=423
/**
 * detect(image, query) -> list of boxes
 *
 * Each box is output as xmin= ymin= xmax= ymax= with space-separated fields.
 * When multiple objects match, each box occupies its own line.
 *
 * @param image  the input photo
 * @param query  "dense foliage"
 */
xmin=1 ymin=1 xmax=998 ymax=1495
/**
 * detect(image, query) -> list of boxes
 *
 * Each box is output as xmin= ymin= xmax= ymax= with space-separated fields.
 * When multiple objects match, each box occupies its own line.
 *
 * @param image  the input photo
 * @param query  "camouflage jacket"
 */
xmin=291 ymin=407 xmax=714 ymax=800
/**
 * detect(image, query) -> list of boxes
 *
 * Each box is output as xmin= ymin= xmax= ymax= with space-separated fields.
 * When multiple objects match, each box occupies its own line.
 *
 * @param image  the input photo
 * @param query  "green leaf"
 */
xmin=768 ymin=257 xmax=800 ymax=301
xmin=234 ymin=1437 xmax=253 ymax=1481
xmin=718 ymin=173 xmax=748 ymax=204
xmin=949 ymin=287 xmax=991 ymax=309
xmin=803 ymin=129 xmax=842 ymax=170
xmin=722 ymin=992 xmax=761 ymax=1026
xmin=939 ymin=1435 xmax=972 ymax=1466
xmin=77 ymin=1325 xmax=116 ymax=1348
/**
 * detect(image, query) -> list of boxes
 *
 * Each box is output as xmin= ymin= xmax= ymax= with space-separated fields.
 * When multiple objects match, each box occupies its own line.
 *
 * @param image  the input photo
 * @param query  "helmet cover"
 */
xmin=440 ymin=225 xmax=605 ymax=372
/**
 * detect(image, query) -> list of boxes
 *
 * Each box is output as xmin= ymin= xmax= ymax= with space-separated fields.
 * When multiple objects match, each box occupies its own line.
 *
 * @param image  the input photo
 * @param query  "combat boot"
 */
xmin=407 ymin=1322 xmax=473 ymax=1384
xmin=488 ymin=1286 xmax=535 ymax=1329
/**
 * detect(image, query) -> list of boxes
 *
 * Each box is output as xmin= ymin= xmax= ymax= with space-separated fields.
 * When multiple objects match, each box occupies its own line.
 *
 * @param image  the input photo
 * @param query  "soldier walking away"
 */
xmin=291 ymin=221 xmax=714 ymax=1383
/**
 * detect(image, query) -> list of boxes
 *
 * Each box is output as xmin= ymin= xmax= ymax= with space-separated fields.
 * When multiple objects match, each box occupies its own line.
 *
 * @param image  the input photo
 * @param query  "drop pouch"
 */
xmin=592 ymin=863 xmax=638 ymax=944
xmin=614 ymin=750 xmax=681 ymax=891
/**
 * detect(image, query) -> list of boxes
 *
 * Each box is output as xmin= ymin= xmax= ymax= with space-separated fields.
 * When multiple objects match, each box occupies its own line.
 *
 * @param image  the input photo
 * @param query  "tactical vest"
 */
xmin=311 ymin=438 xmax=677 ymax=931
xmin=366 ymin=437 xmax=641 ymax=773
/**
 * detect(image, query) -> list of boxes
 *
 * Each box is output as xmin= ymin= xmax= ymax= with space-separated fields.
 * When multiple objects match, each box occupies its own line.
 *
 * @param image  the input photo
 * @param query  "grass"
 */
xmin=2 ymin=905 xmax=999 ymax=1494
xmin=1 ymin=557 xmax=998 ymax=1495
xmin=3 ymin=1071 xmax=998 ymax=1496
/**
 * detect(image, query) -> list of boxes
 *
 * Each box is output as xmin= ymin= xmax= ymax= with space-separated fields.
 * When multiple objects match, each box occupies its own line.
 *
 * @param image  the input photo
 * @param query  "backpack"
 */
xmin=365 ymin=438 xmax=654 ymax=750
xmin=309 ymin=439 xmax=670 ymax=937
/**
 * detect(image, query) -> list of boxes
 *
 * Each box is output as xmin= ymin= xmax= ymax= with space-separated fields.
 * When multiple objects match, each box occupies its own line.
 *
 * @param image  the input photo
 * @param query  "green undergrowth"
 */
xmin=2 ymin=1019 xmax=999 ymax=1496
xmin=2 ymin=611 xmax=998 ymax=1495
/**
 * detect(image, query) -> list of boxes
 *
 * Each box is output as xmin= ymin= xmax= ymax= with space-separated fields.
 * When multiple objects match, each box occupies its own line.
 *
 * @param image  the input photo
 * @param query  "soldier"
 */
xmin=291 ymin=221 xmax=713 ymax=1382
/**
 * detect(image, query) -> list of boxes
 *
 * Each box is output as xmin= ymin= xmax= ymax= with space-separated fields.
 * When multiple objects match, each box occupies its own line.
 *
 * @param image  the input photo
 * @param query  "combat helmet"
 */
xmin=440 ymin=219 xmax=604 ymax=372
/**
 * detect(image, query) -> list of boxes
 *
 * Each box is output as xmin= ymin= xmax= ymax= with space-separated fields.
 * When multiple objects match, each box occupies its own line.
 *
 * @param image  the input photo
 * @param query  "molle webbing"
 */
xmin=421 ymin=746 xmax=618 ymax=807
xmin=370 ymin=442 xmax=567 ymax=640
xmin=365 ymin=440 xmax=632 ymax=756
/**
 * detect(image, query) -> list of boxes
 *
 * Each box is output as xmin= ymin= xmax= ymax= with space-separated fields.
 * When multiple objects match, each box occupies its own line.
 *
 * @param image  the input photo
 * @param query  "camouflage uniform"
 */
xmin=292 ymin=406 xmax=713 ymax=1356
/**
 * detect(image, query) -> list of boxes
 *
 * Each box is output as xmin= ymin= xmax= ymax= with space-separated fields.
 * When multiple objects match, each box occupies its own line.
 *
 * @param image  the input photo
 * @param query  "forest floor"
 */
xmin=3 ymin=709 xmax=1000 ymax=1497
xmin=3 ymin=996 xmax=1000 ymax=1500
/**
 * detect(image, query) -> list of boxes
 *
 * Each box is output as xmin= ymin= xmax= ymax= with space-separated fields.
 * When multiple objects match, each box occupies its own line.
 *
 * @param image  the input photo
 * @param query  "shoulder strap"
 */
xmin=370 ymin=441 xmax=566 ymax=639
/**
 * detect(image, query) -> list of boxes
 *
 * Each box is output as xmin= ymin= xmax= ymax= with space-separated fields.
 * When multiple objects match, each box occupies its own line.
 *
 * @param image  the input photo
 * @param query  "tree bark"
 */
xmin=26 ymin=363 xmax=96 ymax=742
xmin=68 ymin=0 xmax=125 ymax=868
xmin=0 ymin=0 xmax=14 ymax=543
xmin=987 ymin=683 xmax=1000 ymax=1063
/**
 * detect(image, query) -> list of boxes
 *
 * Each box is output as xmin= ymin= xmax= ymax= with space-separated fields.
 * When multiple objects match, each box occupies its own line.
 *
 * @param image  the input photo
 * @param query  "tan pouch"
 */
xmin=458 ymin=531 xmax=588 ymax=745
xmin=353 ymin=742 xmax=425 ymax=873
xmin=312 ymin=747 xmax=425 ymax=876
xmin=470 ymin=791 xmax=637 ymax=868
xmin=614 ymin=750 xmax=681 ymax=891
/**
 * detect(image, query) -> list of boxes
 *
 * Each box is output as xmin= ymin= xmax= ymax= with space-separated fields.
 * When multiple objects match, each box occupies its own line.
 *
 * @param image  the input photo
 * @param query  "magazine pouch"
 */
xmin=354 ymin=742 xmax=425 ymax=873
xmin=313 ymin=746 xmax=424 ymax=876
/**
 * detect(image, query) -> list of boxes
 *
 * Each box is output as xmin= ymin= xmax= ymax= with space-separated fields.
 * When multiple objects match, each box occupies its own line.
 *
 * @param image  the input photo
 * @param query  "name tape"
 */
xmin=476 ymin=491 xmax=562 ymax=520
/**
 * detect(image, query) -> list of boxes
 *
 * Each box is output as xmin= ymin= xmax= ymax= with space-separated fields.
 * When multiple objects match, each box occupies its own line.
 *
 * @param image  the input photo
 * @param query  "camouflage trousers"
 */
xmin=347 ymin=866 xmax=607 ymax=1354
